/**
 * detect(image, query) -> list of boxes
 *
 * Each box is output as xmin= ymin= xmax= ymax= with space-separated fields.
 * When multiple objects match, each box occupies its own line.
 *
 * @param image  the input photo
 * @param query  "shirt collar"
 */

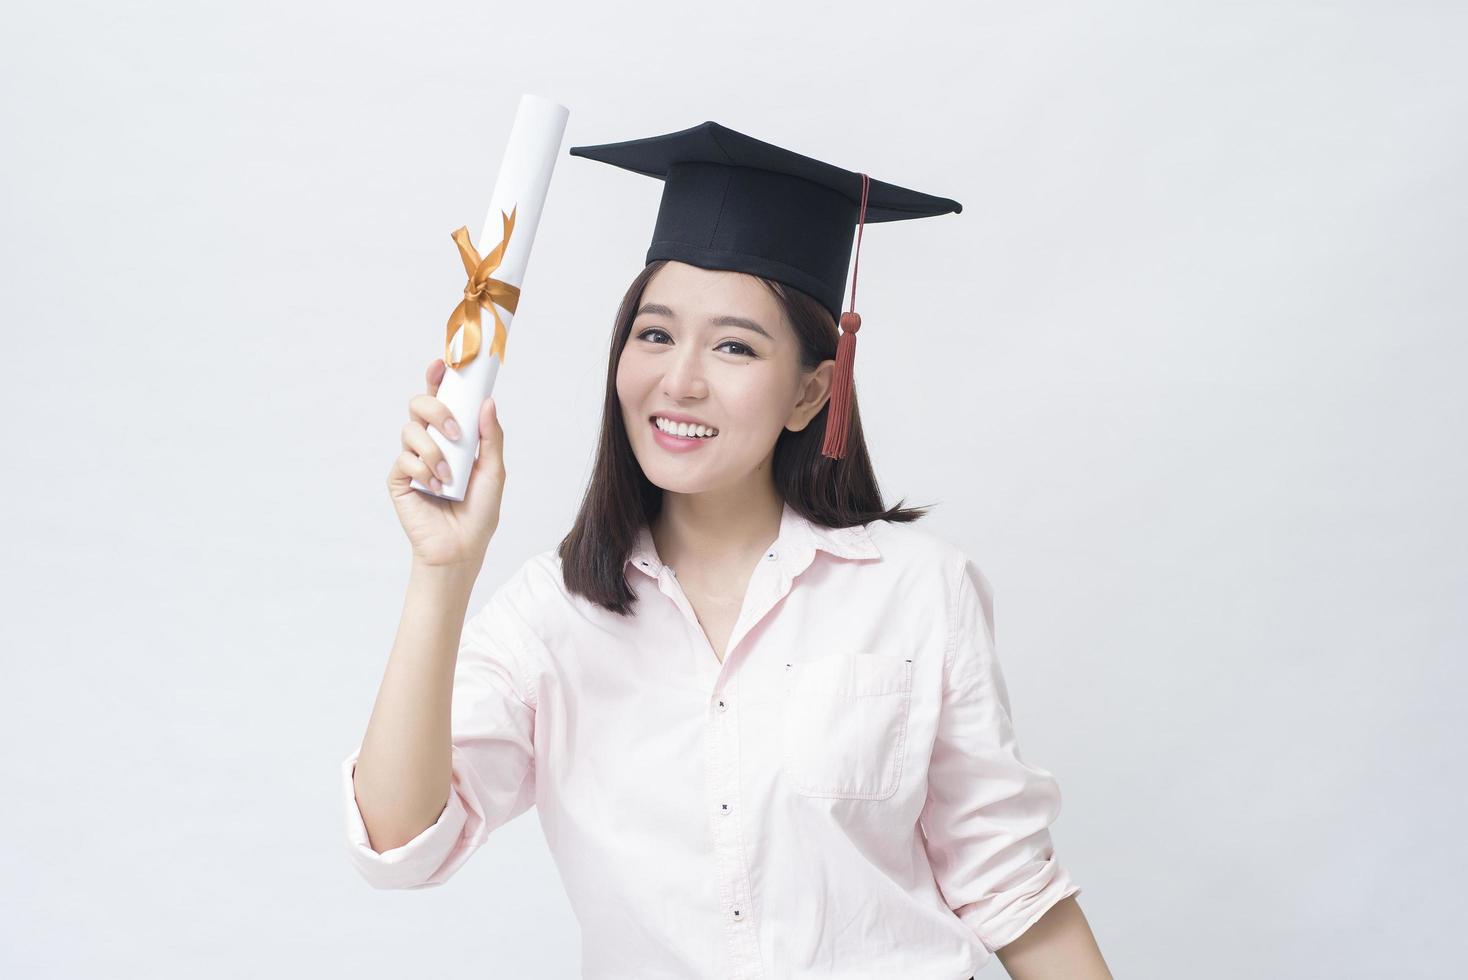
xmin=626 ymin=500 xmax=880 ymax=579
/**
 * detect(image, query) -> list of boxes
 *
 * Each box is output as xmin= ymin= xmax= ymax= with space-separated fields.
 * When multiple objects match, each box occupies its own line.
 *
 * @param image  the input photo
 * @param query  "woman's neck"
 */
xmin=651 ymin=485 xmax=783 ymax=574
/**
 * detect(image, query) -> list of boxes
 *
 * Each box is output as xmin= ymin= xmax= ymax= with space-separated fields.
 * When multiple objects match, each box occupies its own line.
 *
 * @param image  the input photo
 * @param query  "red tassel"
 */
xmin=820 ymin=312 xmax=860 ymax=459
xmin=821 ymin=172 xmax=871 ymax=461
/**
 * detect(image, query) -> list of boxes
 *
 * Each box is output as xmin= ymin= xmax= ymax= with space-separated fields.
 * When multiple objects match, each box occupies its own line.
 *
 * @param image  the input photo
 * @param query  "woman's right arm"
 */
xmin=351 ymin=560 xmax=479 ymax=852
xmin=351 ymin=356 xmax=509 ymax=854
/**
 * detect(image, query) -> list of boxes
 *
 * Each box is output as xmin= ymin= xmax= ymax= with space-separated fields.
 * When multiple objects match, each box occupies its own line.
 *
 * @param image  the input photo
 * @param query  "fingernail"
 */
xmin=430 ymin=477 xmax=442 ymax=492
xmin=436 ymin=460 xmax=452 ymax=481
xmin=444 ymin=419 xmax=461 ymax=439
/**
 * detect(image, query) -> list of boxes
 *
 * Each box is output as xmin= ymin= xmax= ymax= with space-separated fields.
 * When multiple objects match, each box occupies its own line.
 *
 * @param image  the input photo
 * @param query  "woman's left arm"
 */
xmin=995 ymin=895 xmax=1113 ymax=980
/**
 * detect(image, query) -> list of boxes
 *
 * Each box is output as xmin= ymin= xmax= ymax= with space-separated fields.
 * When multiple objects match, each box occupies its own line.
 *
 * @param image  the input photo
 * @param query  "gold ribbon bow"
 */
xmin=444 ymin=206 xmax=520 ymax=368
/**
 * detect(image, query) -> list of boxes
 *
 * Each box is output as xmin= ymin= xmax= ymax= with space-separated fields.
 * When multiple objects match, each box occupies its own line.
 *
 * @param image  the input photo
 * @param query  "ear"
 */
xmin=785 ymin=359 xmax=835 ymax=433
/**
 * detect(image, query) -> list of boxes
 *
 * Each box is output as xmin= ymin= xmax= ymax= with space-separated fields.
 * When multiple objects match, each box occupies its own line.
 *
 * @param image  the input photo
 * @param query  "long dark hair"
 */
xmin=556 ymin=259 xmax=932 ymax=615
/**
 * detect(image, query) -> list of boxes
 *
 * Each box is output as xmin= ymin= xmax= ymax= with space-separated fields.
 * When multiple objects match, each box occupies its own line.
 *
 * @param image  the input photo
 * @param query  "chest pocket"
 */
xmin=780 ymin=652 xmax=914 ymax=800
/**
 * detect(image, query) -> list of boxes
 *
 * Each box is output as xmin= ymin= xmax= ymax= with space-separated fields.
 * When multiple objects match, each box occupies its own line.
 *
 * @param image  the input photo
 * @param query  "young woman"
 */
xmin=344 ymin=122 xmax=1113 ymax=979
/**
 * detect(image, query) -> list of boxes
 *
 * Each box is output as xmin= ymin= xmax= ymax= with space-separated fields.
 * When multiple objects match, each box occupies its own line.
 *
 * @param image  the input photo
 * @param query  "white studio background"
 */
xmin=2 ymin=2 xmax=1463 ymax=977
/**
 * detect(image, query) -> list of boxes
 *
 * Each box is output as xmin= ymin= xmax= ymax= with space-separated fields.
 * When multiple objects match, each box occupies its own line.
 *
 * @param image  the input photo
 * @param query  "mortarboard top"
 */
xmin=568 ymin=120 xmax=963 ymax=460
xmin=567 ymin=120 xmax=962 ymax=324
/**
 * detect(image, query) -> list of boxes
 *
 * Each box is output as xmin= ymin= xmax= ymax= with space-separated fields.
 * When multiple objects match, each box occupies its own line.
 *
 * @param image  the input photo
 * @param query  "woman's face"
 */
xmin=616 ymin=261 xmax=832 ymax=497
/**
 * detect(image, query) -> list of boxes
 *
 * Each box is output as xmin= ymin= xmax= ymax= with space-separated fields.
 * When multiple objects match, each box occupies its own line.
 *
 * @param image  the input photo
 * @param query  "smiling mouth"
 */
xmin=649 ymin=416 xmax=719 ymax=439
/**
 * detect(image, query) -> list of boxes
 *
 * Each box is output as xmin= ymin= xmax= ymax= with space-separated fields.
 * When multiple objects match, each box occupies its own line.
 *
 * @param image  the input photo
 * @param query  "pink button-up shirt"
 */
xmin=342 ymin=501 xmax=1080 ymax=979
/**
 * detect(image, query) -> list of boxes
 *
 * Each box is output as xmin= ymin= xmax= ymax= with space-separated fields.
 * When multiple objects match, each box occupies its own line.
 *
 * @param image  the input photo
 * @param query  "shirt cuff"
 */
xmin=958 ymin=856 xmax=1082 ymax=953
xmin=341 ymin=751 xmax=470 ymax=890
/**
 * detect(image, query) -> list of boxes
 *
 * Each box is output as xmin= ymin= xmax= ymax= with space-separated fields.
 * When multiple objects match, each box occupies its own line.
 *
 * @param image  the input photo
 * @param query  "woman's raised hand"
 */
xmin=387 ymin=357 xmax=507 ymax=570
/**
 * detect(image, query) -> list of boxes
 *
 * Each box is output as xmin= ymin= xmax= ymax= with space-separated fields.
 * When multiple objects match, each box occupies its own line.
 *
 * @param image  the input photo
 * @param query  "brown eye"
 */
xmin=717 ymin=340 xmax=756 ymax=357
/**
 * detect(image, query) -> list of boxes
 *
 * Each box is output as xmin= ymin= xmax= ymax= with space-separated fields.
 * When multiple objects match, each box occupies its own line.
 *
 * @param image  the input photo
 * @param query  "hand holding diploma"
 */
xmin=387 ymin=357 xmax=506 ymax=571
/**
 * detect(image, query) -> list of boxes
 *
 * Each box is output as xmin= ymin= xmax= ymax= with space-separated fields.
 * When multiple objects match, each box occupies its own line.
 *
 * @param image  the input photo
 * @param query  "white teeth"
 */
xmin=654 ymin=416 xmax=718 ymax=438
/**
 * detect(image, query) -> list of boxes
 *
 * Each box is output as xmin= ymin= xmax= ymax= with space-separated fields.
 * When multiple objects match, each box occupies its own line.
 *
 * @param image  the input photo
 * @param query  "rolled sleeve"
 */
xmin=341 ymin=587 xmax=540 ymax=890
xmin=920 ymin=557 xmax=1081 ymax=952
xmin=342 ymin=746 xmax=474 ymax=889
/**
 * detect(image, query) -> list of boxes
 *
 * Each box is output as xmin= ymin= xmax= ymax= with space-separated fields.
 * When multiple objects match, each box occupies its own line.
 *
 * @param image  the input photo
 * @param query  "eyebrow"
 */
xmin=634 ymin=302 xmax=773 ymax=341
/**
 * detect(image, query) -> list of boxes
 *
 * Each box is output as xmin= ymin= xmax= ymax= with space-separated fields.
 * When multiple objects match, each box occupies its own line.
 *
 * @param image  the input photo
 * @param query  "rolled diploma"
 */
xmin=411 ymin=93 xmax=569 ymax=502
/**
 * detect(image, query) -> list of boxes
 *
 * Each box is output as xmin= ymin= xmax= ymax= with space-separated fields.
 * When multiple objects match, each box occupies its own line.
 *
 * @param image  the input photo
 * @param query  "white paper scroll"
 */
xmin=410 ymin=93 xmax=569 ymax=502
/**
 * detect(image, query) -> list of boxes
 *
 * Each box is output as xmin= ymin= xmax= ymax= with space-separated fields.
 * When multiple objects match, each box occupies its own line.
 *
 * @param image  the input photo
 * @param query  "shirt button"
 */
xmin=765 ymin=551 xmax=777 ymax=561
xmin=732 ymin=909 xmax=745 ymax=922
xmin=716 ymin=698 xmax=727 ymax=711
xmin=719 ymin=802 xmax=731 ymax=815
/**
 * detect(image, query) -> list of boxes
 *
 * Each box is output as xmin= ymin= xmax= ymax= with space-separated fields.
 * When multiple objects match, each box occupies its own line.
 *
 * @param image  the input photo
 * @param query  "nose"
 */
xmin=661 ymin=344 xmax=709 ymax=400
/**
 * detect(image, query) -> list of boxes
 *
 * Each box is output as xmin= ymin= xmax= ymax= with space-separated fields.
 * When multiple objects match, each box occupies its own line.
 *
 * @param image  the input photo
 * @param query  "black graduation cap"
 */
xmin=568 ymin=120 xmax=963 ymax=460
